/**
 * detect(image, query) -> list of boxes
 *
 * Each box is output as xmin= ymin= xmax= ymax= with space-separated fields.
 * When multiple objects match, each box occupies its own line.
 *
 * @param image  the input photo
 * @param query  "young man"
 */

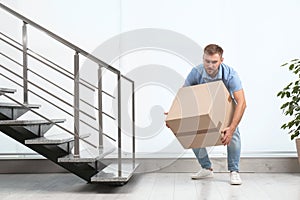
xmin=183 ymin=44 xmax=246 ymax=185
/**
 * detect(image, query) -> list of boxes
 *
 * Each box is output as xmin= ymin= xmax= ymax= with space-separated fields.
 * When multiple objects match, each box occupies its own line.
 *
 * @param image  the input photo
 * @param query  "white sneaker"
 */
xmin=230 ymin=171 xmax=242 ymax=185
xmin=191 ymin=168 xmax=214 ymax=179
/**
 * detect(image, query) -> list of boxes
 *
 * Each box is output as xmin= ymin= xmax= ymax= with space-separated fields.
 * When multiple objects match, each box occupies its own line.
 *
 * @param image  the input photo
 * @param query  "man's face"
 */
xmin=203 ymin=53 xmax=223 ymax=77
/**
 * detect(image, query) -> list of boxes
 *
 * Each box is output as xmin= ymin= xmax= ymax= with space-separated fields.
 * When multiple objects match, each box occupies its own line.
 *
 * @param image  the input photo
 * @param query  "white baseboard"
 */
xmin=0 ymin=157 xmax=299 ymax=173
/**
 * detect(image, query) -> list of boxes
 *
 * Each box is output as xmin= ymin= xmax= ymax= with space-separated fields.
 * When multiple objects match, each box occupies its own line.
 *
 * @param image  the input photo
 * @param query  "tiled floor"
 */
xmin=0 ymin=172 xmax=299 ymax=200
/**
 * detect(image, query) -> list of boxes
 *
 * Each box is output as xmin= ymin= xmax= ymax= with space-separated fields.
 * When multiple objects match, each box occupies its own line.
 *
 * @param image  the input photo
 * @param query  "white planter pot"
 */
xmin=296 ymin=138 xmax=300 ymax=165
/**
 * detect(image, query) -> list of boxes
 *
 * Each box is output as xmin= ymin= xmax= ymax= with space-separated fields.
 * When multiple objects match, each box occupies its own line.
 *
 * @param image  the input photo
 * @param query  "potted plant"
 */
xmin=277 ymin=58 xmax=300 ymax=165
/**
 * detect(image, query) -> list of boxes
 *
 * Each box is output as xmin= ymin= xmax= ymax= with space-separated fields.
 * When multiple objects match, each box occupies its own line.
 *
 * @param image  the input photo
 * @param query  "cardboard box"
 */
xmin=166 ymin=80 xmax=235 ymax=148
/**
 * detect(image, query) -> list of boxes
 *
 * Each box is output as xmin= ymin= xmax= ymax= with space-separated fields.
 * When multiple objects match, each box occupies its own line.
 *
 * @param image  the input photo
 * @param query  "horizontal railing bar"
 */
xmin=79 ymin=78 xmax=97 ymax=89
xmin=0 ymin=64 xmax=96 ymax=121
xmin=29 ymin=89 xmax=74 ymax=117
xmin=1 ymin=31 xmax=74 ymax=78
xmin=102 ymin=90 xmax=116 ymax=99
xmin=0 ymin=53 xmax=98 ymax=109
xmin=0 ymin=52 xmax=23 ymax=67
xmin=1 ymin=36 xmax=116 ymax=99
xmin=0 ymin=37 xmax=74 ymax=80
xmin=0 ymin=61 xmax=119 ymax=147
xmin=0 ymin=73 xmax=73 ymax=117
xmin=27 ymin=52 xmax=96 ymax=92
xmin=0 ymin=67 xmax=115 ymax=142
xmin=1 ymin=64 xmax=72 ymax=105
xmin=29 ymin=82 xmax=97 ymax=121
xmin=28 ymin=69 xmax=73 ymax=96
xmin=2 ymin=93 xmax=97 ymax=148
xmin=103 ymin=111 xmax=117 ymax=121
xmin=0 ymin=31 xmax=20 ymax=46
xmin=0 ymin=36 xmax=95 ymax=92
xmin=0 ymin=3 xmax=120 ymax=75
xmin=102 ymin=132 xmax=116 ymax=142
xmin=75 ymin=77 xmax=116 ymax=99
xmin=79 ymin=119 xmax=116 ymax=142
xmin=0 ymin=78 xmax=115 ymax=143
xmin=80 ymin=98 xmax=116 ymax=121
xmin=0 ymin=31 xmax=74 ymax=77
xmin=27 ymin=83 xmax=63 ymax=105
xmin=0 ymin=37 xmax=22 ymax=52
xmin=28 ymin=49 xmax=73 ymax=76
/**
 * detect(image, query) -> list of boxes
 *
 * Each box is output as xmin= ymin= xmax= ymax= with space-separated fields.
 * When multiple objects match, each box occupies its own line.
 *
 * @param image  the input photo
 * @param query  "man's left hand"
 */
xmin=221 ymin=127 xmax=235 ymax=145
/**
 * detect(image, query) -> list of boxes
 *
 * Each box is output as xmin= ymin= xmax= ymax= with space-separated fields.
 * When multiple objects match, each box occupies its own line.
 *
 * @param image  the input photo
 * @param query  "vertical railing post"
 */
xmin=74 ymin=52 xmax=80 ymax=157
xmin=117 ymin=72 xmax=122 ymax=176
xmin=22 ymin=21 xmax=28 ymax=104
xmin=98 ymin=66 xmax=103 ymax=149
xmin=132 ymin=81 xmax=135 ymax=167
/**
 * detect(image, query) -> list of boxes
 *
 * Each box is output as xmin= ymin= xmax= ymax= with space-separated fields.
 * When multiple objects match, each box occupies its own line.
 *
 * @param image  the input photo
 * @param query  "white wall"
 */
xmin=0 ymin=0 xmax=300 ymax=157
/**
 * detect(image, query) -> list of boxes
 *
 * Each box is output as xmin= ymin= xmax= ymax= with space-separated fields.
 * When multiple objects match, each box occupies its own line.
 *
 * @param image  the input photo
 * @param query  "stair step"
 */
xmin=58 ymin=147 xmax=115 ymax=163
xmin=0 ymin=119 xmax=66 ymax=137
xmin=0 ymin=119 xmax=65 ymax=126
xmin=0 ymin=103 xmax=41 ymax=120
xmin=25 ymin=133 xmax=73 ymax=144
xmin=0 ymin=103 xmax=40 ymax=109
xmin=25 ymin=133 xmax=91 ymax=145
xmin=0 ymin=88 xmax=16 ymax=94
xmin=91 ymin=163 xmax=139 ymax=183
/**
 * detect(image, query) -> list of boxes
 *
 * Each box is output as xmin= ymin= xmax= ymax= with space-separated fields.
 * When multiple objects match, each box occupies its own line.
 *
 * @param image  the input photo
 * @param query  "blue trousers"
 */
xmin=192 ymin=128 xmax=241 ymax=171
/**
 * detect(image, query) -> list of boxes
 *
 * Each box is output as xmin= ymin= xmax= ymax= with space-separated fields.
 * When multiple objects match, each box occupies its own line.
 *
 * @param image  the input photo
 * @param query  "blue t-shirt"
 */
xmin=183 ymin=63 xmax=242 ymax=99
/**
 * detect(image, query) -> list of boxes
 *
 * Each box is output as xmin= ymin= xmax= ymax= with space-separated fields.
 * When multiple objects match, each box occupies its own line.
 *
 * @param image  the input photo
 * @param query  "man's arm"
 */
xmin=221 ymin=89 xmax=247 ymax=145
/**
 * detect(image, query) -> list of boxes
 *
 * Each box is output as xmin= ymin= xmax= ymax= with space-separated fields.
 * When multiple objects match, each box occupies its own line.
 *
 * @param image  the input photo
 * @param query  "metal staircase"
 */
xmin=0 ymin=3 xmax=138 ymax=185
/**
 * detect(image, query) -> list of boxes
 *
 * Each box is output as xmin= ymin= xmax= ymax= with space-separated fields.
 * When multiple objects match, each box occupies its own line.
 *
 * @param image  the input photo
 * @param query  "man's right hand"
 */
xmin=164 ymin=112 xmax=170 ymax=128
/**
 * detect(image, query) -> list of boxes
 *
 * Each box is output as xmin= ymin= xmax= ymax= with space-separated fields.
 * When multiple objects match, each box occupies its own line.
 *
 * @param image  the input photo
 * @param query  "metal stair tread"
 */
xmin=25 ymin=133 xmax=73 ymax=144
xmin=0 ymin=103 xmax=41 ymax=109
xmin=0 ymin=119 xmax=66 ymax=126
xmin=25 ymin=132 xmax=91 ymax=145
xmin=58 ymin=147 xmax=115 ymax=163
xmin=0 ymin=88 xmax=16 ymax=94
xmin=91 ymin=163 xmax=139 ymax=183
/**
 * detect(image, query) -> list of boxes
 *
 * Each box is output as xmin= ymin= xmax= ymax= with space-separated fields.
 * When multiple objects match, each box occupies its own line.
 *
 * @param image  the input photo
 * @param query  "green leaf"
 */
xmin=284 ymin=82 xmax=293 ymax=90
xmin=289 ymin=64 xmax=295 ymax=70
xmin=292 ymin=86 xmax=299 ymax=94
xmin=292 ymin=96 xmax=298 ymax=101
xmin=281 ymin=124 xmax=287 ymax=129
xmin=295 ymin=64 xmax=300 ymax=70
xmin=277 ymin=91 xmax=282 ymax=97
xmin=288 ymin=129 xmax=295 ymax=134
xmin=288 ymin=121 xmax=295 ymax=128
xmin=280 ymin=102 xmax=289 ymax=109
xmin=281 ymin=62 xmax=288 ymax=67
xmin=291 ymin=135 xmax=296 ymax=140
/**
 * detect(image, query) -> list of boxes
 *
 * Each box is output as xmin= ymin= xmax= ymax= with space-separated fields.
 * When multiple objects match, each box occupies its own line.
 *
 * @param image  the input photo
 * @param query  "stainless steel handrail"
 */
xmin=0 ymin=3 xmax=125 ymax=76
xmin=0 ymin=36 xmax=116 ymax=121
xmin=0 ymin=32 xmax=116 ymax=98
xmin=0 ymin=64 xmax=97 ymax=121
xmin=0 ymin=34 xmax=94 ymax=92
xmin=0 ymin=53 xmax=117 ymax=138
xmin=0 ymin=3 xmax=136 ymax=169
xmin=0 ymin=70 xmax=116 ymax=143
xmin=0 ymin=73 xmax=73 ymax=117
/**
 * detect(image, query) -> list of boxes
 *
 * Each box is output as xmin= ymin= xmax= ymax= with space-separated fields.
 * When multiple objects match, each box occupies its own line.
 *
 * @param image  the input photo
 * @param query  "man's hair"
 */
xmin=204 ymin=44 xmax=223 ymax=57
